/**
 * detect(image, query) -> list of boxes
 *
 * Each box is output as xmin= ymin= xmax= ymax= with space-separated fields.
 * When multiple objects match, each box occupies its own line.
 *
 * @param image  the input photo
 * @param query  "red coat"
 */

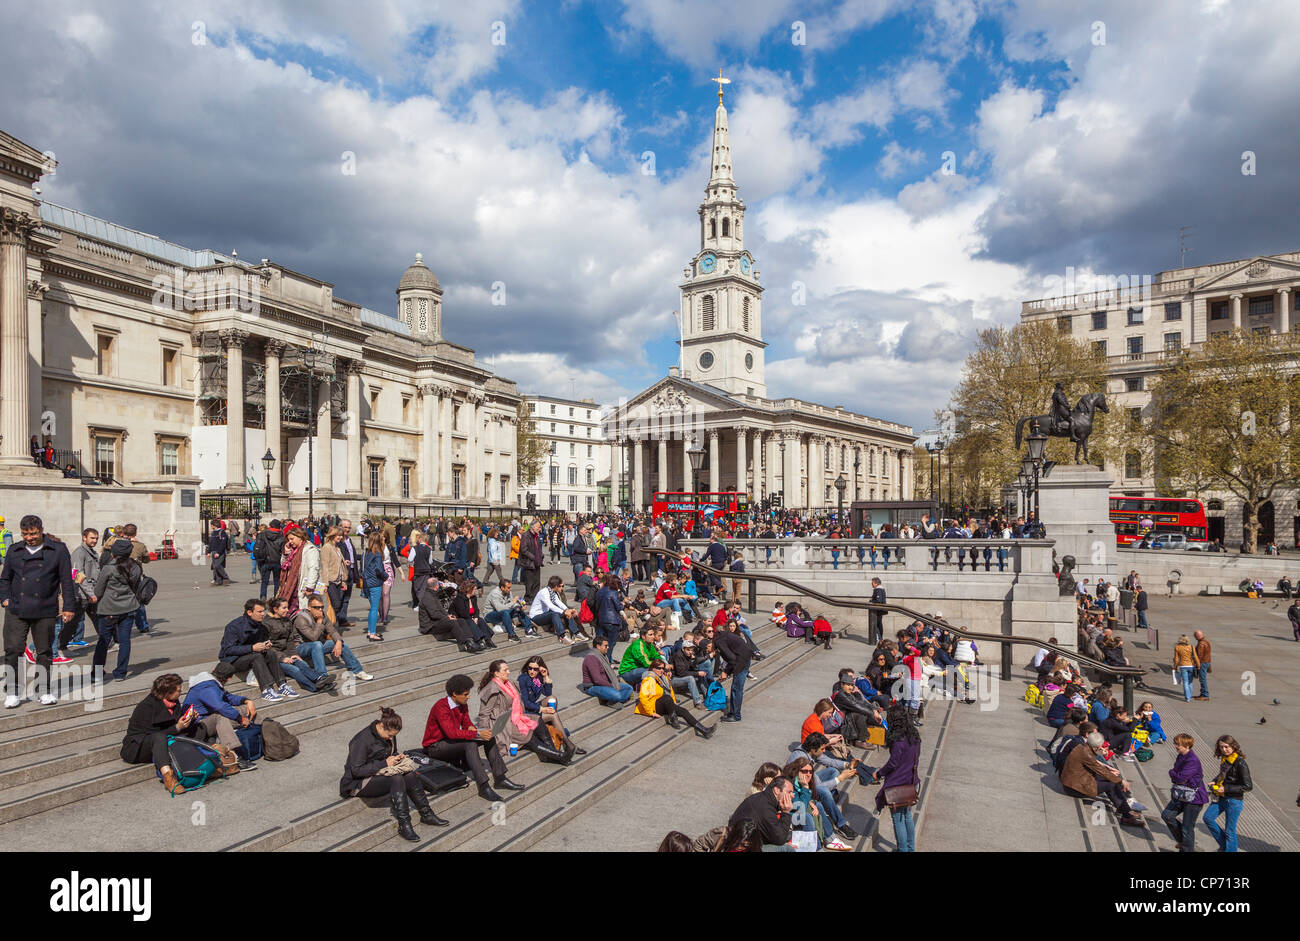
xmin=423 ymin=696 xmax=478 ymax=747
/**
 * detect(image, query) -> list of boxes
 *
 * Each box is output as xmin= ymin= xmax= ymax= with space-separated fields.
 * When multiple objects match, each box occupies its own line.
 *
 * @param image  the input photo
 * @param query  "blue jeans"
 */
xmin=1179 ymin=666 xmax=1195 ymax=701
xmin=584 ymin=682 xmax=633 ymax=703
xmin=260 ymin=566 xmax=281 ymax=601
xmin=1203 ymin=797 xmax=1242 ymax=852
xmin=365 ymin=585 xmax=383 ymax=635
xmin=727 ymin=667 xmax=747 ymax=718
xmin=1160 ymin=799 xmax=1203 ymax=852
xmin=1137 ymin=609 xmax=1148 ymax=630
xmin=831 ymin=552 xmax=839 ymax=570
xmin=539 ymin=609 xmax=581 ymax=638
xmin=621 ymin=667 xmax=648 ymax=690
xmin=1197 ymin=663 xmax=1209 ymax=698
xmin=250 ymin=555 xmax=259 ymax=577
xmin=487 ymin=608 xmax=534 ymax=638
xmin=891 ymin=806 xmax=916 ymax=851
xmin=510 ymin=561 xmax=522 ymax=582
xmin=297 ymin=640 xmax=362 ymax=674
xmin=671 ymin=675 xmax=702 ymax=704
xmin=92 ymin=612 xmax=134 ymax=680
xmin=657 ymin=598 xmax=695 ymax=621
xmin=133 ymin=606 xmax=149 ymax=633
xmin=279 ymin=657 xmax=326 ymax=692
xmin=813 ymin=771 xmax=847 ymax=829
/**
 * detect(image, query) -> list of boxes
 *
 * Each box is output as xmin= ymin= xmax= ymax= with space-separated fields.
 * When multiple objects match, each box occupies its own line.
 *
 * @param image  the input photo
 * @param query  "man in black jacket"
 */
xmin=714 ymin=622 xmax=752 ymax=723
xmin=209 ymin=523 xmax=232 ymax=587
xmin=569 ymin=524 xmax=589 ymax=578
xmin=518 ymin=520 xmax=544 ymax=603
xmin=869 ymin=577 xmax=886 ymax=643
xmin=218 ymin=599 xmax=291 ymax=702
xmin=0 ymin=515 xmax=75 ymax=707
xmin=729 ymin=777 xmax=794 ymax=848
xmin=254 ymin=521 xmax=284 ymax=600
xmin=337 ymin=519 xmax=359 ymax=625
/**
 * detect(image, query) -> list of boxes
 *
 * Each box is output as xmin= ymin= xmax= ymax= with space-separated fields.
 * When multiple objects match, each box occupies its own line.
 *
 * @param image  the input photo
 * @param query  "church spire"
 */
xmin=708 ymin=69 xmax=733 ymax=188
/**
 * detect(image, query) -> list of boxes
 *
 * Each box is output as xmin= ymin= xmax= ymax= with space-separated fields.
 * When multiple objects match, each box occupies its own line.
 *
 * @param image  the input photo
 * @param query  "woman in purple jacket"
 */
xmin=1159 ymin=732 xmax=1208 ymax=852
xmin=873 ymin=702 xmax=922 ymax=852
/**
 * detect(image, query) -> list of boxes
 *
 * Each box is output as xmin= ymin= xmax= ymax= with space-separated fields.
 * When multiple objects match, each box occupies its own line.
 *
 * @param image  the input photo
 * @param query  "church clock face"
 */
xmin=739 ymin=256 xmax=751 ymax=275
xmin=699 ymin=351 xmax=714 ymax=370
xmin=698 ymin=252 xmax=717 ymax=274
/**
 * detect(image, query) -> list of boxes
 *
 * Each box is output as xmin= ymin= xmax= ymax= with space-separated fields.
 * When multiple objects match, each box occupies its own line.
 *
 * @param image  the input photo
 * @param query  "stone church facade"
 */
xmin=605 ymin=85 xmax=916 ymax=510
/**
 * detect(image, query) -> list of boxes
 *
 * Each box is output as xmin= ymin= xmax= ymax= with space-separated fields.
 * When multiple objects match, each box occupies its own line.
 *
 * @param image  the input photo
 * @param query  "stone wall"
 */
xmin=1117 ymin=547 xmax=1299 ymax=594
xmin=0 ymin=475 xmax=201 ymax=550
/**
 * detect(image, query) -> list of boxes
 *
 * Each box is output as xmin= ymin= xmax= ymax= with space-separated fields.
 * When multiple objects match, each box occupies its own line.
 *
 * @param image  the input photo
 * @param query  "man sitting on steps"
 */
xmin=292 ymin=593 xmax=372 ymax=681
xmin=421 ymin=673 xmax=525 ymax=804
xmin=218 ymin=599 xmax=294 ymax=703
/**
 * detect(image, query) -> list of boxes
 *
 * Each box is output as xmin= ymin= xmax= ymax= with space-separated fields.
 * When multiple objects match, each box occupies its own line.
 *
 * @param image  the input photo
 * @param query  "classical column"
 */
xmin=657 ymin=437 xmax=668 ymax=495
xmin=440 ymin=390 xmax=453 ymax=499
xmin=766 ymin=433 xmax=779 ymax=499
xmin=750 ymin=431 xmax=763 ymax=503
xmin=805 ymin=434 xmax=816 ymax=508
xmin=1231 ymin=293 xmax=1242 ymax=330
xmin=783 ymin=433 xmax=801 ymax=507
xmin=419 ymin=383 xmax=438 ymax=498
xmin=0 ymin=208 xmax=38 ymax=468
xmin=632 ymin=438 xmax=645 ymax=508
xmin=221 ymin=328 xmax=248 ymax=488
xmin=464 ymin=393 xmax=479 ymax=499
xmin=345 ymin=361 xmax=362 ymax=494
xmin=264 ymin=340 xmax=283 ymax=487
xmin=1280 ymin=287 xmax=1292 ymax=334
xmin=316 ymin=373 xmax=333 ymax=492
xmin=708 ymin=428 xmax=721 ymax=492
xmin=735 ymin=428 xmax=747 ymax=496
xmin=681 ymin=435 xmax=692 ymax=494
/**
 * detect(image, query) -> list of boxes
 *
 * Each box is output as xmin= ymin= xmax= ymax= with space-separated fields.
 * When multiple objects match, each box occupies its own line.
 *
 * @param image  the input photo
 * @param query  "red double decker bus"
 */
xmin=652 ymin=491 xmax=747 ymax=530
xmin=1109 ymin=496 xmax=1208 ymax=546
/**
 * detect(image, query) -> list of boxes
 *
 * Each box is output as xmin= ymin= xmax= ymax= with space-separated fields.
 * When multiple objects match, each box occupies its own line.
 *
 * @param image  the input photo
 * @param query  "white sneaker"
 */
xmin=4 ymin=695 xmax=20 ymax=709
xmin=353 ymin=671 xmax=374 ymax=681
xmin=39 ymin=693 xmax=57 ymax=706
xmin=823 ymin=837 xmax=852 ymax=851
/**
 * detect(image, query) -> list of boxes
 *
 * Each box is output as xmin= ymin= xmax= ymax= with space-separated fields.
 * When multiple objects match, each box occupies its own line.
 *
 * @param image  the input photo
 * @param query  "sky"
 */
xmin=3 ymin=0 xmax=1299 ymax=434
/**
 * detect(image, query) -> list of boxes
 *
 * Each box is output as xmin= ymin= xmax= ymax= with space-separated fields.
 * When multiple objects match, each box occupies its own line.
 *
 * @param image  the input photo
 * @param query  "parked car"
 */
xmin=1149 ymin=534 xmax=1206 ymax=551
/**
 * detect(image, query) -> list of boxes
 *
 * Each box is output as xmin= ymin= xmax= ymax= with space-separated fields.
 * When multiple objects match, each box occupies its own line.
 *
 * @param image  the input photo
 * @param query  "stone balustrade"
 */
xmin=682 ymin=537 xmax=1054 ymax=577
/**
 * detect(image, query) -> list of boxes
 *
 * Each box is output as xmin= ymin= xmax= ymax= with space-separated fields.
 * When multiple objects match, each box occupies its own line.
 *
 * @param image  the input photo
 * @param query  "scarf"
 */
xmin=277 ymin=543 xmax=304 ymax=617
xmin=494 ymin=677 xmax=537 ymax=738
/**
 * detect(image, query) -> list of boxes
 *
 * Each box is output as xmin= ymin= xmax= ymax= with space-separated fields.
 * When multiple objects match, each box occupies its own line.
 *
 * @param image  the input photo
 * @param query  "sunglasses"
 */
xmin=527 ymin=666 xmax=540 ymax=672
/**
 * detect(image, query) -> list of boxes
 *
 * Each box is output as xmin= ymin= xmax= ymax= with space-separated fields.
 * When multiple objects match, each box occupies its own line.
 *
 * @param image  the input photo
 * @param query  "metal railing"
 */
xmin=649 ymin=547 xmax=1145 ymax=711
xmin=682 ymin=537 xmax=1038 ymax=574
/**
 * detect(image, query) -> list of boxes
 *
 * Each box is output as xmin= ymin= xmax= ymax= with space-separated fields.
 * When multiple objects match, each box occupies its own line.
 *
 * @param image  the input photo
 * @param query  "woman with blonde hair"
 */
xmin=320 ymin=526 xmax=346 ymax=619
xmin=1172 ymin=634 xmax=1199 ymax=703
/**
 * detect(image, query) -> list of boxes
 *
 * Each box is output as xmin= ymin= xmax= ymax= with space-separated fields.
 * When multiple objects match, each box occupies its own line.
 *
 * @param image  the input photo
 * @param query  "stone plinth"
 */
xmin=1036 ymin=463 xmax=1118 ymax=588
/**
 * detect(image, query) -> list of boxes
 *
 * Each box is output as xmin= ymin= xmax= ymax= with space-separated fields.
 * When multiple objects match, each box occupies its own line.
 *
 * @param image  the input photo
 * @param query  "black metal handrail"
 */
xmin=648 ymin=547 xmax=1144 ymax=711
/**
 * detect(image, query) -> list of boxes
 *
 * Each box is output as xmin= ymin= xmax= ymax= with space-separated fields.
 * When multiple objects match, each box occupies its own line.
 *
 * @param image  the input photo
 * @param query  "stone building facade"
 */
xmin=605 ymin=86 xmax=916 ymax=510
xmin=519 ymin=394 xmax=612 ymax=513
xmin=1020 ymin=249 xmax=1300 ymax=547
xmin=0 ymin=128 xmax=520 ymax=538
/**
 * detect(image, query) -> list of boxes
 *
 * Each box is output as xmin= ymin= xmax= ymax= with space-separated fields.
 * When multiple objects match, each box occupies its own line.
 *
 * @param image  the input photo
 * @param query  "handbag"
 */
xmin=579 ymin=599 xmax=595 ymax=624
xmin=234 ymin=723 xmax=264 ymax=761
xmin=404 ymin=751 xmax=470 ymax=793
xmin=1170 ymin=783 xmax=1198 ymax=802
xmin=377 ymin=755 xmax=419 ymax=776
xmin=883 ymin=782 xmax=919 ymax=810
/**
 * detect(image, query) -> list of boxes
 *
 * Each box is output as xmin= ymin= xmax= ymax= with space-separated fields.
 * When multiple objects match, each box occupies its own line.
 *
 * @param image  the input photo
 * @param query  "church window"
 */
xmin=742 ymin=297 xmax=750 ymax=331
xmin=722 ymin=217 xmax=730 ymax=237
xmin=403 ymin=299 xmax=412 ymax=325
xmin=701 ymin=295 xmax=715 ymax=331
xmin=418 ymin=298 xmax=428 ymax=332
xmin=709 ymin=219 xmax=716 ymax=239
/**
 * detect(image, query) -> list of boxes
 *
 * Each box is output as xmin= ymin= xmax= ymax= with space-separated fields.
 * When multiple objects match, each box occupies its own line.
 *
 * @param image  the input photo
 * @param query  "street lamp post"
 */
xmin=687 ymin=435 xmax=705 ymax=530
xmin=834 ymin=473 xmax=847 ymax=525
xmin=1025 ymin=423 xmax=1048 ymax=530
xmin=261 ymin=449 xmax=276 ymax=514
xmin=778 ymin=438 xmax=786 ymax=510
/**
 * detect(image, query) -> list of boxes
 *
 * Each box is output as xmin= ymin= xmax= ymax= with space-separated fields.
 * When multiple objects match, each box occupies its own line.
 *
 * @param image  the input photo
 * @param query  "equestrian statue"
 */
xmin=1014 ymin=382 xmax=1109 ymax=464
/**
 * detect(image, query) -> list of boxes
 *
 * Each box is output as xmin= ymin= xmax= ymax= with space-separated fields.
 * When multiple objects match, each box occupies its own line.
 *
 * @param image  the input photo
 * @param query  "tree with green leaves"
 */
xmin=1147 ymin=329 xmax=1300 ymax=553
xmin=515 ymin=399 xmax=547 ymax=489
xmin=943 ymin=320 xmax=1117 ymax=506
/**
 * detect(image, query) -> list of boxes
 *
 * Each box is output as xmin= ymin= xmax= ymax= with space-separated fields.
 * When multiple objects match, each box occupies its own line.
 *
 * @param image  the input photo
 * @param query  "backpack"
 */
xmin=161 ymin=736 xmax=223 ymax=795
xmin=261 ymin=718 xmax=300 ymax=760
xmin=123 ymin=561 xmax=158 ymax=606
xmin=235 ymin=723 xmax=263 ymax=761
xmin=1134 ymin=745 xmax=1154 ymax=762
xmin=1052 ymin=734 xmax=1082 ymax=772
xmin=703 ymin=681 xmax=728 ymax=711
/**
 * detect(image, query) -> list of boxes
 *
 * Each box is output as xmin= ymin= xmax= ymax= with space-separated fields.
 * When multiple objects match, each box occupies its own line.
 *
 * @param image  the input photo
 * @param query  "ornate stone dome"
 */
xmin=397 ymin=252 xmax=440 ymax=293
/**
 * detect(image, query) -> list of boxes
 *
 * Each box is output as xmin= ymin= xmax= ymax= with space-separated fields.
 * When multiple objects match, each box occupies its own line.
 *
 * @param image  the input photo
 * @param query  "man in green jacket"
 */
xmin=619 ymin=623 xmax=662 ymax=690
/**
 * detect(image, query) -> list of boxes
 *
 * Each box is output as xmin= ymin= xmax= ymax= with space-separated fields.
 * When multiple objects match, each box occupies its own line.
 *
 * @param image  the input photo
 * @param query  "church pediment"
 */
xmin=1196 ymin=255 xmax=1300 ymax=292
xmin=616 ymin=376 xmax=740 ymax=416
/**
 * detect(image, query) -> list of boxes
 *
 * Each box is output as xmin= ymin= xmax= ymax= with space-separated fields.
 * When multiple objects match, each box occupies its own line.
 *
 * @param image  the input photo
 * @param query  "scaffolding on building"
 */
xmin=195 ymin=329 xmax=340 ymax=433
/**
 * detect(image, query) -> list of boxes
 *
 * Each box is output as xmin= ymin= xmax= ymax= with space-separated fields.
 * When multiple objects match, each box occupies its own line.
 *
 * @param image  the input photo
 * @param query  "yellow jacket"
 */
xmin=636 ymin=673 xmax=674 ymax=717
xmin=509 ymin=533 xmax=520 ymax=561
xmin=1173 ymin=642 xmax=1199 ymax=669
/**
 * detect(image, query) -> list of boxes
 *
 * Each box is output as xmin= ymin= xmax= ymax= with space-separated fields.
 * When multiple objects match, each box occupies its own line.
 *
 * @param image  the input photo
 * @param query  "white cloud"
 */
xmin=877 ymin=140 xmax=925 ymax=179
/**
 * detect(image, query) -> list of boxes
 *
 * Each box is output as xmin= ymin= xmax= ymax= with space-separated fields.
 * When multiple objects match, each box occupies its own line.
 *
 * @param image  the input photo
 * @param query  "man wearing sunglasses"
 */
xmin=292 ymin=592 xmax=371 ymax=681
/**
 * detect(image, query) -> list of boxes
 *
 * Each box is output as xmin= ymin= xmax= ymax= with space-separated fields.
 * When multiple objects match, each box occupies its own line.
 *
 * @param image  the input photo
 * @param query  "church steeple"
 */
xmin=679 ymin=72 xmax=766 ymax=399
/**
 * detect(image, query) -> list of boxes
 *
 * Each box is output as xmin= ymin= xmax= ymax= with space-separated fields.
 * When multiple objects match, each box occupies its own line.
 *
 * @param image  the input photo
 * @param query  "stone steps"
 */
xmin=0 ymin=632 xmax=592 ymax=826
xmin=260 ymin=627 xmax=814 ymax=852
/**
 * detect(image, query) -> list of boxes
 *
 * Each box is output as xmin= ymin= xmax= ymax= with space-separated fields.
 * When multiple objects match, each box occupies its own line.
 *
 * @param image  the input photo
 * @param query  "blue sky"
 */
xmin=3 ymin=0 xmax=1298 ymax=432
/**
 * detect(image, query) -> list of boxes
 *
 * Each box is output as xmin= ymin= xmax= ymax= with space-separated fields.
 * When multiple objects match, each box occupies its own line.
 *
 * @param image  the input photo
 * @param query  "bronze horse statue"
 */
xmin=1015 ymin=392 xmax=1108 ymax=464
